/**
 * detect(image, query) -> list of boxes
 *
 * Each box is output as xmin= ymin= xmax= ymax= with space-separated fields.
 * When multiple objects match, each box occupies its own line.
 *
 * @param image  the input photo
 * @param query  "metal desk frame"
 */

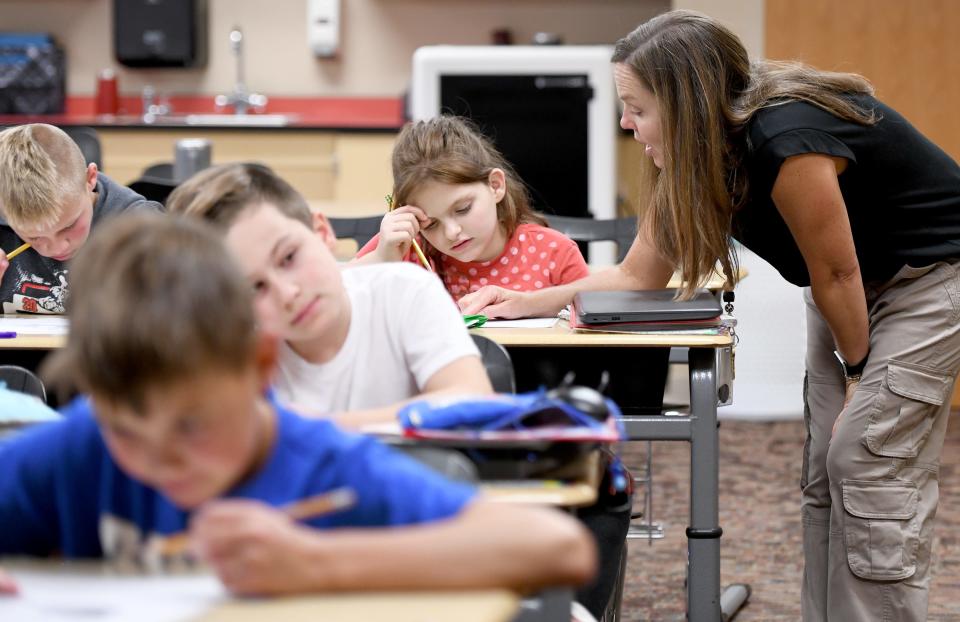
xmin=620 ymin=346 xmax=725 ymax=620
xmin=473 ymin=325 xmax=733 ymax=621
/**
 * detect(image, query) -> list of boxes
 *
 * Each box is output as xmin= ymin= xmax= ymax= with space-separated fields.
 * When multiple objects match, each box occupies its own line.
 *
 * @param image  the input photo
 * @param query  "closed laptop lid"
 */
xmin=574 ymin=289 xmax=721 ymax=324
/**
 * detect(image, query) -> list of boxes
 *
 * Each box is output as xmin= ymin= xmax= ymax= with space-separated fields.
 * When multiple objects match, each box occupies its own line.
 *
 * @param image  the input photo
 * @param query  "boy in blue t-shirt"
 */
xmin=0 ymin=212 xmax=596 ymax=596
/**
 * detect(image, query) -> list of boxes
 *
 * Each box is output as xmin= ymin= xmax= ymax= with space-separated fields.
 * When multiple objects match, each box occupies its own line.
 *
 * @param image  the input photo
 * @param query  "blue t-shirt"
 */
xmin=0 ymin=397 xmax=476 ymax=560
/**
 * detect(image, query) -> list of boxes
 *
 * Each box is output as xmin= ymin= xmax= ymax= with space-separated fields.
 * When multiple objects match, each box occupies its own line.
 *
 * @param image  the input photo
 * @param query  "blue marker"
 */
xmin=0 ymin=332 xmax=16 ymax=339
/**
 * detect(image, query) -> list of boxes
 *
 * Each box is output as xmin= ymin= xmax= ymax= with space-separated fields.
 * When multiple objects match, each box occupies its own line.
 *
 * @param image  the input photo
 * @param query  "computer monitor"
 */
xmin=410 ymin=45 xmax=618 ymax=263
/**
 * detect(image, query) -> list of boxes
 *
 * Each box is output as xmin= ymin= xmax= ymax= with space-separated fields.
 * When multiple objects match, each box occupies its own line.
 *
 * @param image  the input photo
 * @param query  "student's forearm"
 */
xmin=349 ymin=251 xmax=383 ymax=266
xmin=299 ymin=500 xmax=596 ymax=591
xmin=332 ymin=362 xmax=494 ymax=430
xmin=810 ymin=271 xmax=870 ymax=365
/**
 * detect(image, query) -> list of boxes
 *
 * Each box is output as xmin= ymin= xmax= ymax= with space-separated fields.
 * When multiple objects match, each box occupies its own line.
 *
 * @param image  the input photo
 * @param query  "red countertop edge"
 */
xmin=0 ymin=96 xmax=406 ymax=130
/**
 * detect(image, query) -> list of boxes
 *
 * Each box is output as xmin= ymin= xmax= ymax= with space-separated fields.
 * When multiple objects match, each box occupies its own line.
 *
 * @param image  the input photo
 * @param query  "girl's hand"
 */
xmin=458 ymin=285 xmax=529 ymax=318
xmin=189 ymin=499 xmax=322 ymax=596
xmin=0 ymin=567 xmax=19 ymax=595
xmin=375 ymin=205 xmax=428 ymax=262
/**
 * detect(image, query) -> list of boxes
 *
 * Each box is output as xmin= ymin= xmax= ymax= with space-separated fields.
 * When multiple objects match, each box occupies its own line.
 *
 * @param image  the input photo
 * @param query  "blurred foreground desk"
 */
xmin=0 ymin=561 xmax=519 ymax=622
xmin=200 ymin=590 xmax=519 ymax=622
xmin=473 ymin=321 xmax=735 ymax=622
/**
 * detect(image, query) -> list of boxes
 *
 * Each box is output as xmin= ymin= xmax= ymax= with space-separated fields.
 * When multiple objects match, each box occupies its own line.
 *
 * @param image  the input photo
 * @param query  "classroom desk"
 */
xmin=473 ymin=321 xmax=734 ymax=622
xmin=199 ymin=590 xmax=519 ymax=622
xmin=0 ymin=314 xmax=66 ymax=350
xmin=481 ymin=448 xmax=601 ymax=507
xmin=0 ymin=561 xmax=519 ymax=622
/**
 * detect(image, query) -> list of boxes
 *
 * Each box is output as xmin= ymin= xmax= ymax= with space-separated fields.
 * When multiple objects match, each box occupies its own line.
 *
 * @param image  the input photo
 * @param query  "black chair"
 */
xmin=327 ymin=215 xmax=383 ymax=250
xmin=61 ymin=126 xmax=102 ymax=169
xmin=0 ymin=365 xmax=47 ymax=402
xmin=542 ymin=214 xmax=638 ymax=263
xmin=140 ymin=162 xmax=174 ymax=181
xmin=128 ymin=162 xmax=177 ymax=205
xmin=470 ymin=334 xmax=515 ymax=393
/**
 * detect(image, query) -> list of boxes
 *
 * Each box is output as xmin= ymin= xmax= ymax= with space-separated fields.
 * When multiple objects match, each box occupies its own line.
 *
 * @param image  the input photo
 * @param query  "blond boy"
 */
xmin=0 ymin=212 xmax=595 ymax=595
xmin=0 ymin=123 xmax=160 ymax=313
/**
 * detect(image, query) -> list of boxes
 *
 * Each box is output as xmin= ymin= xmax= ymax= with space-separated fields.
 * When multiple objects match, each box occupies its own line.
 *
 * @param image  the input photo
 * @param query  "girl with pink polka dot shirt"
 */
xmin=353 ymin=116 xmax=589 ymax=301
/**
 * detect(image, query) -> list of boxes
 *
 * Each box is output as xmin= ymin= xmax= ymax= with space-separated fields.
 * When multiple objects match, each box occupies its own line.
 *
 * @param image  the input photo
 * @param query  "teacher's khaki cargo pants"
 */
xmin=801 ymin=261 xmax=960 ymax=622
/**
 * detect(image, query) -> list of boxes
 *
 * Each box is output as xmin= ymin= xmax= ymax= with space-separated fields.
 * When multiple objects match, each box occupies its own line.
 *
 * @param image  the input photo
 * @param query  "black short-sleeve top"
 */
xmin=733 ymin=95 xmax=960 ymax=287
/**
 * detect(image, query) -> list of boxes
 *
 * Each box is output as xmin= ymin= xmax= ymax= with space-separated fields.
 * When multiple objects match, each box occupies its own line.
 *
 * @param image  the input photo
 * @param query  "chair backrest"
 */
xmin=140 ymin=162 xmax=174 ymax=182
xmin=327 ymin=215 xmax=383 ymax=250
xmin=543 ymin=214 xmax=638 ymax=263
xmin=471 ymin=334 xmax=516 ymax=393
xmin=61 ymin=126 xmax=102 ymax=169
xmin=0 ymin=365 xmax=46 ymax=402
xmin=128 ymin=178 xmax=178 ymax=205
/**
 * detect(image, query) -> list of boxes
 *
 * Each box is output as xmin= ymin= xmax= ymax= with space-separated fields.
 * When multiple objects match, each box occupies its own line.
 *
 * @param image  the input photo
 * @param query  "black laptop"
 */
xmin=573 ymin=288 xmax=722 ymax=325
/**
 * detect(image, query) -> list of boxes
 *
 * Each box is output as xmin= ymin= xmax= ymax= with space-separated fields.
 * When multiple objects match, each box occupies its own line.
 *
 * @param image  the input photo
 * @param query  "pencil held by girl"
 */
xmin=353 ymin=116 xmax=589 ymax=302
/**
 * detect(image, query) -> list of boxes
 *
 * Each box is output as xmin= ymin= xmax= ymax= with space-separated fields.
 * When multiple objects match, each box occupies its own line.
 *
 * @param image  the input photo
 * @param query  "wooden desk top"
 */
xmin=0 ymin=560 xmax=519 ymax=622
xmin=473 ymin=319 xmax=733 ymax=348
xmin=0 ymin=333 xmax=64 ymax=349
xmin=0 ymin=314 xmax=67 ymax=350
xmin=199 ymin=590 xmax=519 ymax=622
xmin=0 ymin=317 xmax=732 ymax=350
xmin=481 ymin=449 xmax=601 ymax=507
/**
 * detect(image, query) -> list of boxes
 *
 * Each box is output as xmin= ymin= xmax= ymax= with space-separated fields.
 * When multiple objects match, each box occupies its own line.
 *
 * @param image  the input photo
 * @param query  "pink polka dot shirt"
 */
xmin=357 ymin=223 xmax=590 ymax=301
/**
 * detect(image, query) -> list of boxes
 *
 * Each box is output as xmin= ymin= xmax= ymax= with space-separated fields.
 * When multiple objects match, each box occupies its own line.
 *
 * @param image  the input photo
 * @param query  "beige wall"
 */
xmin=672 ymin=0 xmax=764 ymax=58
xmin=0 ymin=0 xmax=667 ymax=99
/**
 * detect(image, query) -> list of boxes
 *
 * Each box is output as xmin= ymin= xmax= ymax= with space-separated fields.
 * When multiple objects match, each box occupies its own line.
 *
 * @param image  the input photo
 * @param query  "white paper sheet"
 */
xmin=0 ymin=316 xmax=69 ymax=336
xmin=0 ymin=567 xmax=227 ymax=622
xmin=479 ymin=317 xmax=557 ymax=329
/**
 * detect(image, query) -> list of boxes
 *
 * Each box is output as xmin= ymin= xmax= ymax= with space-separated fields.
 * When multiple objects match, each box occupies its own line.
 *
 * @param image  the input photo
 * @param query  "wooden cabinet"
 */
xmin=98 ymin=129 xmax=396 ymax=208
xmin=99 ymin=129 xmax=655 ymax=221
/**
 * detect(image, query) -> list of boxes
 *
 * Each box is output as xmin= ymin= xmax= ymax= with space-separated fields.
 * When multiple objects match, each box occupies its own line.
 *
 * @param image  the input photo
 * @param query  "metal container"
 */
xmin=173 ymin=138 xmax=212 ymax=183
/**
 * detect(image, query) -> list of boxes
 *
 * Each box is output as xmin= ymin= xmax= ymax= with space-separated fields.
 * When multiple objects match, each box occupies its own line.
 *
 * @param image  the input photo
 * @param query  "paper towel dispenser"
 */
xmin=114 ymin=0 xmax=208 ymax=68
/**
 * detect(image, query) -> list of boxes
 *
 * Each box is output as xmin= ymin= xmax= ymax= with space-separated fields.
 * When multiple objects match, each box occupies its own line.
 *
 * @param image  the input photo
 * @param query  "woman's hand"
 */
xmin=0 ymin=567 xmax=19 ymax=595
xmin=375 ymin=205 xmax=428 ymax=262
xmin=190 ymin=500 xmax=323 ymax=596
xmin=831 ymin=378 xmax=860 ymax=438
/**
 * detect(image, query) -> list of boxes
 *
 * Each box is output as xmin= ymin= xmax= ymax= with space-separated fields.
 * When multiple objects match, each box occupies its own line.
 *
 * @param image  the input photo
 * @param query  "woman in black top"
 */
xmin=460 ymin=10 xmax=960 ymax=621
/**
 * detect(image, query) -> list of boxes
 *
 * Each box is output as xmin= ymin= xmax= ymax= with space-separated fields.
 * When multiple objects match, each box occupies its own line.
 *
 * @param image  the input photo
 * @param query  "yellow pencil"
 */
xmin=386 ymin=194 xmax=433 ymax=272
xmin=156 ymin=487 xmax=357 ymax=557
xmin=5 ymin=242 xmax=30 ymax=261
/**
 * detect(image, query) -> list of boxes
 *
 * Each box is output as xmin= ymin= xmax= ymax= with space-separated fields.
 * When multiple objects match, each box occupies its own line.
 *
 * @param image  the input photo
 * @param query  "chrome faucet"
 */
xmin=141 ymin=85 xmax=171 ymax=122
xmin=215 ymin=27 xmax=268 ymax=115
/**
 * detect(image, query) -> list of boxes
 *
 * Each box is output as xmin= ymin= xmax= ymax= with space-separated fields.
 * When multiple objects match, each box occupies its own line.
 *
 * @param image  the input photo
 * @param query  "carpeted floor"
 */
xmin=616 ymin=412 xmax=960 ymax=621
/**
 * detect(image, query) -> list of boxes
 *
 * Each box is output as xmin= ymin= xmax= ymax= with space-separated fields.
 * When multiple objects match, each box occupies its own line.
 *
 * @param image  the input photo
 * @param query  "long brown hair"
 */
xmin=613 ymin=9 xmax=876 ymax=296
xmin=391 ymin=115 xmax=546 ymax=267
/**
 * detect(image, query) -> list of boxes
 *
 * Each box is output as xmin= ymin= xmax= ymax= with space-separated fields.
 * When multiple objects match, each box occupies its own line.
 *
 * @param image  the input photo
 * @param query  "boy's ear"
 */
xmin=488 ymin=168 xmax=507 ymax=202
xmin=311 ymin=211 xmax=338 ymax=253
xmin=252 ymin=331 xmax=280 ymax=392
xmin=85 ymin=163 xmax=99 ymax=193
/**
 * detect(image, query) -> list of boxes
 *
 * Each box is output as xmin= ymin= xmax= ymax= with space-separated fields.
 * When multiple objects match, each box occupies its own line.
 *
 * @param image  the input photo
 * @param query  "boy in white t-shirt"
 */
xmin=166 ymin=163 xmax=492 ymax=428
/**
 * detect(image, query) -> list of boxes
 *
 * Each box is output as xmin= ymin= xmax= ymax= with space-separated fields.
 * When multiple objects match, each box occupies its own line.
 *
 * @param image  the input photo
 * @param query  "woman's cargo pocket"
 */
xmin=842 ymin=479 xmax=919 ymax=580
xmin=863 ymin=361 xmax=952 ymax=459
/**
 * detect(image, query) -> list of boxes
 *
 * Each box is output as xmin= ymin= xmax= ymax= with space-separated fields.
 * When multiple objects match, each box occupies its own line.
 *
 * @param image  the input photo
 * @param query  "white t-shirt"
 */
xmin=273 ymin=263 xmax=480 ymax=415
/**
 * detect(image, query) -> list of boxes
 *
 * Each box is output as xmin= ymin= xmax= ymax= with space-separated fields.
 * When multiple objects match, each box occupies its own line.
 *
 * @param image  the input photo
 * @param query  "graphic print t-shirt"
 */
xmin=0 ymin=174 xmax=161 ymax=313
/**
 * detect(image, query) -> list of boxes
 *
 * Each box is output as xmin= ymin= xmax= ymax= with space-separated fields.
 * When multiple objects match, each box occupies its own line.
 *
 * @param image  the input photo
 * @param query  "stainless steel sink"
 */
xmin=142 ymin=113 xmax=297 ymax=127
xmin=184 ymin=113 xmax=295 ymax=126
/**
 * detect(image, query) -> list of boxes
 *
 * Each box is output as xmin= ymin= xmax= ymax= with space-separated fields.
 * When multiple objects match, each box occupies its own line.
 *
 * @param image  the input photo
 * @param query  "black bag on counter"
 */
xmin=0 ymin=33 xmax=66 ymax=114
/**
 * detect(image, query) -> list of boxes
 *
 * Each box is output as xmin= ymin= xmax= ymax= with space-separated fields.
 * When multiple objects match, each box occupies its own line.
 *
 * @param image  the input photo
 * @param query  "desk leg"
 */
xmin=687 ymin=347 xmax=722 ymax=621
